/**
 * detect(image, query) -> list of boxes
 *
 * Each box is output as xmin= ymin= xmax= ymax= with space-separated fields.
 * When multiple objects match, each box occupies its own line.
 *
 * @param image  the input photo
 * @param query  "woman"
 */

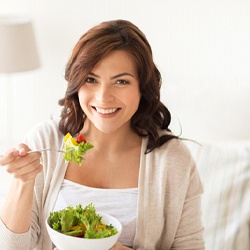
xmin=0 ymin=19 xmax=205 ymax=249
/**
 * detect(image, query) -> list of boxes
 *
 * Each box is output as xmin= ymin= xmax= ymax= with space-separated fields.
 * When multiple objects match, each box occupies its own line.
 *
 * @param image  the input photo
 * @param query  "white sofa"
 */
xmin=0 ymin=141 xmax=250 ymax=250
xmin=186 ymin=140 xmax=250 ymax=250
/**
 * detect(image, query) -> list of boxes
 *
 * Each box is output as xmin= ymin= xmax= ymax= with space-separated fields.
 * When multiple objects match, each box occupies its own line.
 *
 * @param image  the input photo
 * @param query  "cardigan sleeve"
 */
xmin=0 ymin=119 xmax=63 ymax=250
xmin=134 ymin=138 xmax=205 ymax=250
xmin=171 ymin=155 xmax=205 ymax=249
xmin=0 ymin=220 xmax=32 ymax=250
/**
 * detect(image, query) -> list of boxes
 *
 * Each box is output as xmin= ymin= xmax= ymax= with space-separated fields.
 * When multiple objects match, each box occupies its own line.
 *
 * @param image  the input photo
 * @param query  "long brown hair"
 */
xmin=58 ymin=19 xmax=178 ymax=153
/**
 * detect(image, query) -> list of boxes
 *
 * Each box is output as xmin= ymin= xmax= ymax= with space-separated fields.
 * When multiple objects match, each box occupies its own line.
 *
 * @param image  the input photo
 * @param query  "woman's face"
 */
xmin=78 ymin=50 xmax=141 ymax=134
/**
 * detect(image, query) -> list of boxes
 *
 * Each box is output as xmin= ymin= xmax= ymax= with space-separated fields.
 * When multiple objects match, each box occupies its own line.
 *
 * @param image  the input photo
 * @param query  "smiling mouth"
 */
xmin=94 ymin=107 xmax=120 ymax=114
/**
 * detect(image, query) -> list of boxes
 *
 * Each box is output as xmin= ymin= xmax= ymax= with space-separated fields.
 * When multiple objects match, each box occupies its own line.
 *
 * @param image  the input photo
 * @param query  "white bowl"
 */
xmin=46 ymin=212 xmax=122 ymax=250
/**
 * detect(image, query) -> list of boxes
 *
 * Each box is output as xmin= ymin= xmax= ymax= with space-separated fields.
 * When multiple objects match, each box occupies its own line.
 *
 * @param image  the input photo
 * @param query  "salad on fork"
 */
xmin=62 ymin=132 xmax=94 ymax=165
xmin=0 ymin=133 xmax=94 ymax=165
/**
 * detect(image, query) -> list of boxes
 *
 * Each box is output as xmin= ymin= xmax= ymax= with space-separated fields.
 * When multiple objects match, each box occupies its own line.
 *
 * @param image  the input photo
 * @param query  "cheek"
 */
xmin=126 ymin=91 xmax=141 ymax=111
xmin=133 ymin=88 xmax=141 ymax=104
xmin=78 ymin=89 xmax=89 ymax=109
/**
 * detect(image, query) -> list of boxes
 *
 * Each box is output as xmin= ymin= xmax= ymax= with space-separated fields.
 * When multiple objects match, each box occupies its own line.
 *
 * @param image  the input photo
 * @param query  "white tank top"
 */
xmin=53 ymin=179 xmax=138 ymax=247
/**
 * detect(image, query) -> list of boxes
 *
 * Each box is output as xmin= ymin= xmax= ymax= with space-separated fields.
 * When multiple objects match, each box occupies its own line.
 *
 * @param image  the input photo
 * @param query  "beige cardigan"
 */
xmin=0 ymin=119 xmax=205 ymax=249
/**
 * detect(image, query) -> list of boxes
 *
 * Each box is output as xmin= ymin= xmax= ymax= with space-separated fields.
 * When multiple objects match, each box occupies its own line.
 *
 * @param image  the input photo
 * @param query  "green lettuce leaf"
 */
xmin=48 ymin=203 xmax=118 ymax=239
xmin=63 ymin=133 xmax=94 ymax=165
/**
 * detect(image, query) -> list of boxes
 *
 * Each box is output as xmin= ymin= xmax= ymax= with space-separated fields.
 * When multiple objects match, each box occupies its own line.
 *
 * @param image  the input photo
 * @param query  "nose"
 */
xmin=95 ymin=84 xmax=115 ymax=103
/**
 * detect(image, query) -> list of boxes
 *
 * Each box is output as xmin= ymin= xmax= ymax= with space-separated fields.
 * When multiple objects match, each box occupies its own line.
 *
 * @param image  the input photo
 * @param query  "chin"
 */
xmin=94 ymin=123 xmax=124 ymax=135
xmin=98 ymin=127 xmax=118 ymax=134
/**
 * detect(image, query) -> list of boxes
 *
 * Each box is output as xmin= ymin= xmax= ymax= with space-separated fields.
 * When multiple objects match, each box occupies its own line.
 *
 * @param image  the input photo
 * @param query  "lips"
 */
xmin=94 ymin=107 xmax=119 ymax=114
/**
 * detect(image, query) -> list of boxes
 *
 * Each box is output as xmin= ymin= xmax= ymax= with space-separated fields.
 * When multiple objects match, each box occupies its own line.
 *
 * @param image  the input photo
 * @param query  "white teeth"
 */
xmin=95 ymin=107 xmax=118 ymax=114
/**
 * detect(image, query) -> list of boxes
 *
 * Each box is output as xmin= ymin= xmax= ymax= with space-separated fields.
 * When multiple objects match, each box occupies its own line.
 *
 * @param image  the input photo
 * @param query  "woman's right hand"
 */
xmin=0 ymin=144 xmax=42 ymax=233
xmin=0 ymin=143 xmax=42 ymax=184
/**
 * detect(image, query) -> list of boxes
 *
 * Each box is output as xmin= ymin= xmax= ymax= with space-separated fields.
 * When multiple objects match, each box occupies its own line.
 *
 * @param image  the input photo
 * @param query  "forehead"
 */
xmin=91 ymin=50 xmax=138 ymax=76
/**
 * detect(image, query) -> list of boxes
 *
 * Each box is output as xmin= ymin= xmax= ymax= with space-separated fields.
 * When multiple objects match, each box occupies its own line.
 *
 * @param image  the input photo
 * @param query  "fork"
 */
xmin=28 ymin=148 xmax=70 ymax=154
xmin=0 ymin=148 xmax=73 ymax=158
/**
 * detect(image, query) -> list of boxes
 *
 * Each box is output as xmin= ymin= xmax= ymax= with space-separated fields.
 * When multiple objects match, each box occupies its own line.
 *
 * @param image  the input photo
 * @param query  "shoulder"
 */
xmin=24 ymin=118 xmax=63 ymax=150
xmin=142 ymin=132 xmax=198 ymax=180
xmin=26 ymin=118 xmax=60 ymax=135
xmin=142 ymin=131 xmax=203 ymax=191
xmin=150 ymin=132 xmax=194 ymax=166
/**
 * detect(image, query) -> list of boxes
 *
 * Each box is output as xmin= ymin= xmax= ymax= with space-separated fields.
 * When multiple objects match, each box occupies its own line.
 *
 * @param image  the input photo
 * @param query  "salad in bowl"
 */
xmin=46 ymin=203 xmax=122 ymax=250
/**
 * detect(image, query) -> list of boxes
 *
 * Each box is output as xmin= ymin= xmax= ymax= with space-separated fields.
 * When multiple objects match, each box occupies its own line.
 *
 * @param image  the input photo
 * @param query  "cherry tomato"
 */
xmin=76 ymin=134 xmax=87 ymax=144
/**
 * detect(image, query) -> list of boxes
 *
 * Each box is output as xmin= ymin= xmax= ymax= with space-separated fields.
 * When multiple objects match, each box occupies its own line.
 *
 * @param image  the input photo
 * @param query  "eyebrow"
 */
xmin=88 ymin=72 xmax=135 ymax=79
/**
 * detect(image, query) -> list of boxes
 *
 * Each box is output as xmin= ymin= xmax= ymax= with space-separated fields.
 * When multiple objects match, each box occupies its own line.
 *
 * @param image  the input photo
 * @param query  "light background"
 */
xmin=0 ymin=0 xmax=249 ymax=155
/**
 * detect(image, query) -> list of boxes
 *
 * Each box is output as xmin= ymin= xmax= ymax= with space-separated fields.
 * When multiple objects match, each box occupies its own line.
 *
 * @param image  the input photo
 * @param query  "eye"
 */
xmin=85 ymin=77 xmax=97 ymax=84
xmin=116 ymin=79 xmax=129 ymax=85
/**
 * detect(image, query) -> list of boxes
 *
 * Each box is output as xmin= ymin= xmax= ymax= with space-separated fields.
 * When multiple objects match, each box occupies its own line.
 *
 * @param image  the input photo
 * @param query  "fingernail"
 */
xmin=19 ymin=148 xmax=26 ymax=155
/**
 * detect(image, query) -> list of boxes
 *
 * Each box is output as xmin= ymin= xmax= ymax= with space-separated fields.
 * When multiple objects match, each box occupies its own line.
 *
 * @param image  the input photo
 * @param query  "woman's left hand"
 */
xmin=110 ymin=241 xmax=132 ymax=249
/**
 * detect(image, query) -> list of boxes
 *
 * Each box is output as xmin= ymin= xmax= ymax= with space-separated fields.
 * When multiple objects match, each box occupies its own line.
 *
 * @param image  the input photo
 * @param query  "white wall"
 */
xmin=0 ymin=0 xmax=249 ymax=155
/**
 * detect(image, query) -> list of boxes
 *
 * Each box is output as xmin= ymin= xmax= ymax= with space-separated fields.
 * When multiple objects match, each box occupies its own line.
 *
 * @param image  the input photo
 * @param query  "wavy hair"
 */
xmin=58 ymin=19 xmax=178 ymax=153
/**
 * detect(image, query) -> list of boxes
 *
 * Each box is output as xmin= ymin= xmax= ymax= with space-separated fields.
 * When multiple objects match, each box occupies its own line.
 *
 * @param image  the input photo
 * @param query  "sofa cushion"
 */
xmin=186 ymin=141 xmax=250 ymax=250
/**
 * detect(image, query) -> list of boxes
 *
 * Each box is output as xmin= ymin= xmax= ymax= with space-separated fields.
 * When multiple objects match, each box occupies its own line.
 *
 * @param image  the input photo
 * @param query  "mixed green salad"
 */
xmin=63 ymin=132 xmax=94 ymax=165
xmin=48 ymin=203 xmax=118 ymax=239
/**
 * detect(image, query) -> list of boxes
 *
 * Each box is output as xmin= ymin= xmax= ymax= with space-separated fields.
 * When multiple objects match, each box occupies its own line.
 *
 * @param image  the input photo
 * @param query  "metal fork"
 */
xmin=27 ymin=148 xmax=70 ymax=154
xmin=0 ymin=148 xmax=73 ymax=158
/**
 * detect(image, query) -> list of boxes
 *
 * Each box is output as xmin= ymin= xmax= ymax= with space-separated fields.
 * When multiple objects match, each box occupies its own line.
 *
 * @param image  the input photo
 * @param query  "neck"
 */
xmin=80 ymin=119 xmax=141 ymax=153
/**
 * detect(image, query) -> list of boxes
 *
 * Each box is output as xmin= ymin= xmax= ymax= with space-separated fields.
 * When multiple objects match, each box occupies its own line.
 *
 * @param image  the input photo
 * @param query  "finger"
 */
xmin=11 ymin=158 xmax=41 ymax=176
xmin=15 ymin=162 xmax=43 ymax=183
xmin=16 ymin=143 xmax=32 ymax=156
xmin=0 ymin=143 xmax=32 ymax=166
xmin=0 ymin=149 xmax=20 ymax=166
xmin=5 ymin=152 xmax=41 ymax=173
